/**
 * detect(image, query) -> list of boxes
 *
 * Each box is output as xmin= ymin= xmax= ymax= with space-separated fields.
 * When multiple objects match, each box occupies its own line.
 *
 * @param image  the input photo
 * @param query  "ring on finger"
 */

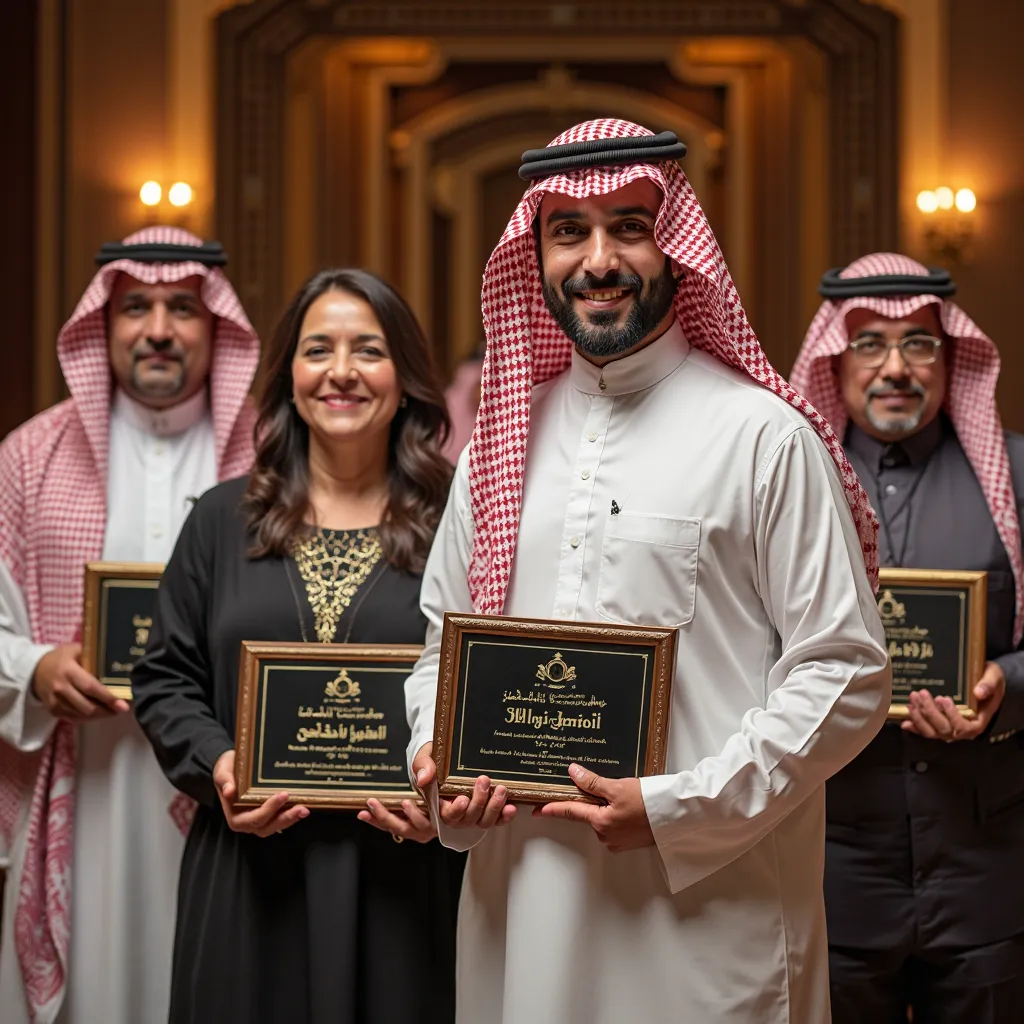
xmin=392 ymin=834 xmax=404 ymax=844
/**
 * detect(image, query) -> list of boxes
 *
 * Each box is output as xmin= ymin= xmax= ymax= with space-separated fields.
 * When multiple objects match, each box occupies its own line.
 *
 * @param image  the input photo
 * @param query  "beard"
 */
xmin=130 ymin=346 xmax=187 ymax=399
xmin=864 ymin=381 xmax=927 ymax=437
xmin=541 ymin=259 xmax=677 ymax=359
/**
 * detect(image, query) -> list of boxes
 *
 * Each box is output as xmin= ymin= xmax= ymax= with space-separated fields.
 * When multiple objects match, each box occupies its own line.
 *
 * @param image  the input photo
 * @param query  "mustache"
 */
xmin=132 ymin=342 xmax=185 ymax=362
xmin=867 ymin=382 xmax=926 ymax=399
xmin=561 ymin=271 xmax=644 ymax=297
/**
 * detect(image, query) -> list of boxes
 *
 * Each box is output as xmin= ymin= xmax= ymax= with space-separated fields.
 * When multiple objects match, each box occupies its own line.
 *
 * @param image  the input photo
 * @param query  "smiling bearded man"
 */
xmin=790 ymin=253 xmax=1024 ymax=1024
xmin=0 ymin=227 xmax=259 ymax=1024
xmin=392 ymin=120 xmax=893 ymax=1023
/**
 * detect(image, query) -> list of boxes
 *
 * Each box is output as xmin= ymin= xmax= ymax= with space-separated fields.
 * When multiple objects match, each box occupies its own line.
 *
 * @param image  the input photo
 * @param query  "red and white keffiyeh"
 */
xmin=467 ymin=118 xmax=879 ymax=615
xmin=790 ymin=251 xmax=1023 ymax=646
xmin=0 ymin=226 xmax=260 ymax=1021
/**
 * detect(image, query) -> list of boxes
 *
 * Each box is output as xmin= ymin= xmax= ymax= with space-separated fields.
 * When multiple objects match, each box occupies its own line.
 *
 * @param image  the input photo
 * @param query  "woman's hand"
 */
xmin=358 ymin=798 xmax=438 ymax=843
xmin=213 ymin=749 xmax=309 ymax=837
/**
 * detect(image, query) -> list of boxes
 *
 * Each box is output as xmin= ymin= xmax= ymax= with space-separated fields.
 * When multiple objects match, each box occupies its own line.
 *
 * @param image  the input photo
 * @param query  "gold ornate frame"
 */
xmin=877 ymin=568 xmax=987 ymax=721
xmin=81 ymin=561 xmax=165 ymax=701
xmin=235 ymin=641 xmax=425 ymax=809
xmin=432 ymin=613 xmax=677 ymax=804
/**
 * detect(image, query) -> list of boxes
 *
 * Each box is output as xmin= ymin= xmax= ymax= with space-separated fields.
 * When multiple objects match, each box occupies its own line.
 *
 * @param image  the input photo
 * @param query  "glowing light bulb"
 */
xmin=935 ymin=186 xmax=954 ymax=210
xmin=139 ymin=181 xmax=162 ymax=206
xmin=916 ymin=190 xmax=938 ymax=214
xmin=168 ymin=182 xmax=193 ymax=207
xmin=955 ymin=188 xmax=977 ymax=213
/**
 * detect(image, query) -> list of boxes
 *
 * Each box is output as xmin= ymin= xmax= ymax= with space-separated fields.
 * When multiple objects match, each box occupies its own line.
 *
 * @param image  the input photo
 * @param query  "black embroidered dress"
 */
xmin=132 ymin=478 xmax=463 ymax=1024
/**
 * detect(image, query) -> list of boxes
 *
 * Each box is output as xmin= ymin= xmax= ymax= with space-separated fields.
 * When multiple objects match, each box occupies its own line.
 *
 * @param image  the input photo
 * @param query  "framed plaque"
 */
xmin=235 ymin=643 xmax=425 ymax=810
xmin=81 ymin=562 xmax=164 ymax=700
xmin=877 ymin=568 xmax=987 ymax=720
xmin=432 ymin=614 xmax=677 ymax=804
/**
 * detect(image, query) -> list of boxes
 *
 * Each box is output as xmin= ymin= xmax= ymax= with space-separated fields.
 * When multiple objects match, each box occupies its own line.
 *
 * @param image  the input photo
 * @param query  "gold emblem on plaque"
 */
xmin=324 ymin=668 xmax=361 ymax=701
xmin=535 ymin=652 xmax=577 ymax=689
xmin=876 ymin=589 xmax=907 ymax=625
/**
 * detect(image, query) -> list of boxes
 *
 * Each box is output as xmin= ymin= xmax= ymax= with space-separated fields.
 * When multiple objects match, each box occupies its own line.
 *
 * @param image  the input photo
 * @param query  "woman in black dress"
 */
xmin=132 ymin=269 xmax=463 ymax=1024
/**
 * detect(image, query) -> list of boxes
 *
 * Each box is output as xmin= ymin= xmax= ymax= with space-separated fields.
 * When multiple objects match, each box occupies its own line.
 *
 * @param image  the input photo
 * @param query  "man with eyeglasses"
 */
xmin=790 ymin=252 xmax=1024 ymax=1023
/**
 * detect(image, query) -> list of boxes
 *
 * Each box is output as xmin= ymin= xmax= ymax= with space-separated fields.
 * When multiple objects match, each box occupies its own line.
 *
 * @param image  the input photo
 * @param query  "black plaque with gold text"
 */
xmin=877 ymin=568 xmax=987 ymax=720
xmin=234 ymin=643 xmax=423 ymax=809
xmin=433 ymin=614 xmax=676 ymax=804
xmin=81 ymin=562 xmax=164 ymax=701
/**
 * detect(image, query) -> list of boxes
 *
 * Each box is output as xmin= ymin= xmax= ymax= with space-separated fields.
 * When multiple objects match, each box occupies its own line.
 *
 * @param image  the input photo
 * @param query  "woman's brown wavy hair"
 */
xmin=243 ymin=268 xmax=452 ymax=573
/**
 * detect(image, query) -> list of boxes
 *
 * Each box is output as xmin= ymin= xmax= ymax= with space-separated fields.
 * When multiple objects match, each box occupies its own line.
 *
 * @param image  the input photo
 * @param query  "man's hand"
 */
xmin=31 ymin=643 xmax=129 ymax=720
xmin=413 ymin=742 xmax=516 ymax=829
xmin=213 ymin=750 xmax=309 ymax=838
xmin=533 ymin=763 xmax=656 ymax=853
xmin=901 ymin=661 xmax=1007 ymax=742
xmin=358 ymin=798 xmax=437 ymax=843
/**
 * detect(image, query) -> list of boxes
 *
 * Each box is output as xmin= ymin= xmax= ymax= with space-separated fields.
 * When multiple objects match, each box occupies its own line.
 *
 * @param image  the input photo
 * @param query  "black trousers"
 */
xmin=829 ymin=935 xmax=1024 ymax=1024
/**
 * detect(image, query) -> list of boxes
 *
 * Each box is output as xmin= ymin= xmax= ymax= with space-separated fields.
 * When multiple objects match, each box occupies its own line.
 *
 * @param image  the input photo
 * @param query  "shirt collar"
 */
xmin=112 ymin=386 xmax=209 ymax=438
xmin=846 ymin=413 xmax=946 ymax=470
xmin=569 ymin=319 xmax=690 ymax=397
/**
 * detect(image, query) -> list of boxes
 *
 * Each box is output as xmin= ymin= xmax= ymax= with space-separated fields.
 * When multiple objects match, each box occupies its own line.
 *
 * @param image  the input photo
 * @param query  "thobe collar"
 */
xmin=846 ymin=413 xmax=947 ymax=471
xmin=112 ymin=385 xmax=209 ymax=438
xmin=570 ymin=319 xmax=690 ymax=397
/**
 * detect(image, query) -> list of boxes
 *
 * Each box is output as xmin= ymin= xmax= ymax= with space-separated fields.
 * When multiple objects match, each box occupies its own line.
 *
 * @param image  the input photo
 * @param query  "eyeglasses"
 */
xmin=847 ymin=336 xmax=942 ymax=368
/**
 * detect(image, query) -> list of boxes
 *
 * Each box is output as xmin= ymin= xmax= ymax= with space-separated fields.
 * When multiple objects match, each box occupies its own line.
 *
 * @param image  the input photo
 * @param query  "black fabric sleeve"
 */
xmin=132 ymin=493 xmax=234 ymax=807
xmin=990 ymin=432 xmax=1024 ymax=734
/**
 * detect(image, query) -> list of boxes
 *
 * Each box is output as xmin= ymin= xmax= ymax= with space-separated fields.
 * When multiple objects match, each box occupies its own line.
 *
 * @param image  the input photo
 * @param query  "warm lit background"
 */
xmin=2 ymin=0 xmax=1021 ymax=439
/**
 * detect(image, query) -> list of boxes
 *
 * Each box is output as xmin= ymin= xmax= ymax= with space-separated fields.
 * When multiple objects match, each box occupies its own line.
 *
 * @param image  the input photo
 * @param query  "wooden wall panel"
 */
xmin=0 ymin=0 xmax=38 ymax=440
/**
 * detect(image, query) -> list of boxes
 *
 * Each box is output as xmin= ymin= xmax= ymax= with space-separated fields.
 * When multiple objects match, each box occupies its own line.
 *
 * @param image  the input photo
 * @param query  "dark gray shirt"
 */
xmin=846 ymin=415 xmax=1024 ymax=677
xmin=825 ymin=415 xmax=1024 ymax=950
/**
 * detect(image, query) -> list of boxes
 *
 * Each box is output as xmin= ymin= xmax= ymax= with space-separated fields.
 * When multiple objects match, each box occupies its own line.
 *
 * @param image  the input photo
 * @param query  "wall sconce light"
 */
xmin=168 ymin=182 xmax=194 ymax=207
xmin=916 ymin=186 xmax=977 ymax=264
xmin=138 ymin=181 xmax=194 ymax=210
xmin=139 ymin=181 xmax=162 ymax=206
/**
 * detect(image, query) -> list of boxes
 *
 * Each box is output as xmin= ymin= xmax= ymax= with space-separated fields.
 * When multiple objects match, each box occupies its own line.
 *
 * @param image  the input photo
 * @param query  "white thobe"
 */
xmin=0 ymin=387 xmax=216 ymax=1024
xmin=406 ymin=322 xmax=891 ymax=1024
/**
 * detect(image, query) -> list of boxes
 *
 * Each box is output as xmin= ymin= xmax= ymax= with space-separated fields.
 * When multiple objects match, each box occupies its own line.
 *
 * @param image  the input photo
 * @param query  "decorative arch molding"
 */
xmin=392 ymin=76 xmax=726 ymax=357
xmin=217 ymin=0 xmax=898 ymax=356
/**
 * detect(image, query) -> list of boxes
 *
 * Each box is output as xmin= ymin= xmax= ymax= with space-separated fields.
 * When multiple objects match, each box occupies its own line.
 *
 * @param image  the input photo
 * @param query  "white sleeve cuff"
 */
xmin=0 ymin=640 xmax=57 ymax=751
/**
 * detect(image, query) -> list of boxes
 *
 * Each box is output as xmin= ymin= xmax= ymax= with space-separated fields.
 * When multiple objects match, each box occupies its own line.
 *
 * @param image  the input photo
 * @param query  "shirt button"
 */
xmin=587 ymin=432 xmax=597 ymax=442
xmin=885 ymin=484 xmax=897 ymax=495
xmin=154 ymin=443 xmax=166 ymax=457
xmin=914 ymin=761 xmax=929 ymax=773
xmin=570 ymin=536 xmax=580 ymax=549
xmin=581 ymin=469 xmax=591 ymax=480
xmin=151 ymin=525 xmax=164 ymax=539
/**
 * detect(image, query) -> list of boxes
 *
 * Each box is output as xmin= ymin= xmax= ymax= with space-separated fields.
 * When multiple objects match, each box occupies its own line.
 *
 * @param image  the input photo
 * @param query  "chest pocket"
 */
xmin=595 ymin=512 xmax=700 ymax=628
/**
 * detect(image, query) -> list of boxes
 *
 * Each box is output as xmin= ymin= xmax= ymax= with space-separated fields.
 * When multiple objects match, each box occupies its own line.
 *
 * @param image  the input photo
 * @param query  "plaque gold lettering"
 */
xmin=877 ymin=569 xmax=986 ymax=720
xmin=81 ymin=562 xmax=164 ymax=701
xmin=433 ymin=613 xmax=676 ymax=804
xmin=234 ymin=642 xmax=425 ymax=810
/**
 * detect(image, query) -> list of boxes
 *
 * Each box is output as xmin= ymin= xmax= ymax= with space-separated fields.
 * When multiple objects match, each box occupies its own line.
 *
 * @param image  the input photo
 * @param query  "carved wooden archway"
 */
xmin=217 ymin=0 xmax=898 ymax=370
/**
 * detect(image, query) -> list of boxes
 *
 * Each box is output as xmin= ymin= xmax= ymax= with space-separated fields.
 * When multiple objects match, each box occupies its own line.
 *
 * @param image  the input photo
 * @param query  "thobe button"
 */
xmin=570 ymin=536 xmax=580 ymax=548
xmin=914 ymin=760 xmax=929 ymax=773
xmin=885 ymin=484 xmax=897 ymax=495
xmin=151 ymin=525 xmax=164 ymax=539
xmin=581 ymin=469 xmax=591 ymax=480
xmin=587 ymin=432 xmax=597 ymax=442
xmin=154 ymin=443 xmax=166 ymax=456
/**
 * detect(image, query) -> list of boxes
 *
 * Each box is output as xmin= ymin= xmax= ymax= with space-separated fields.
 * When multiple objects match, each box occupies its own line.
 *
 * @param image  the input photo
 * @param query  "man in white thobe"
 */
xmin=398 ymin=121 xmax=892 ymax=1023
xmin=0 ymin=227 xmax=259 ymax=1024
